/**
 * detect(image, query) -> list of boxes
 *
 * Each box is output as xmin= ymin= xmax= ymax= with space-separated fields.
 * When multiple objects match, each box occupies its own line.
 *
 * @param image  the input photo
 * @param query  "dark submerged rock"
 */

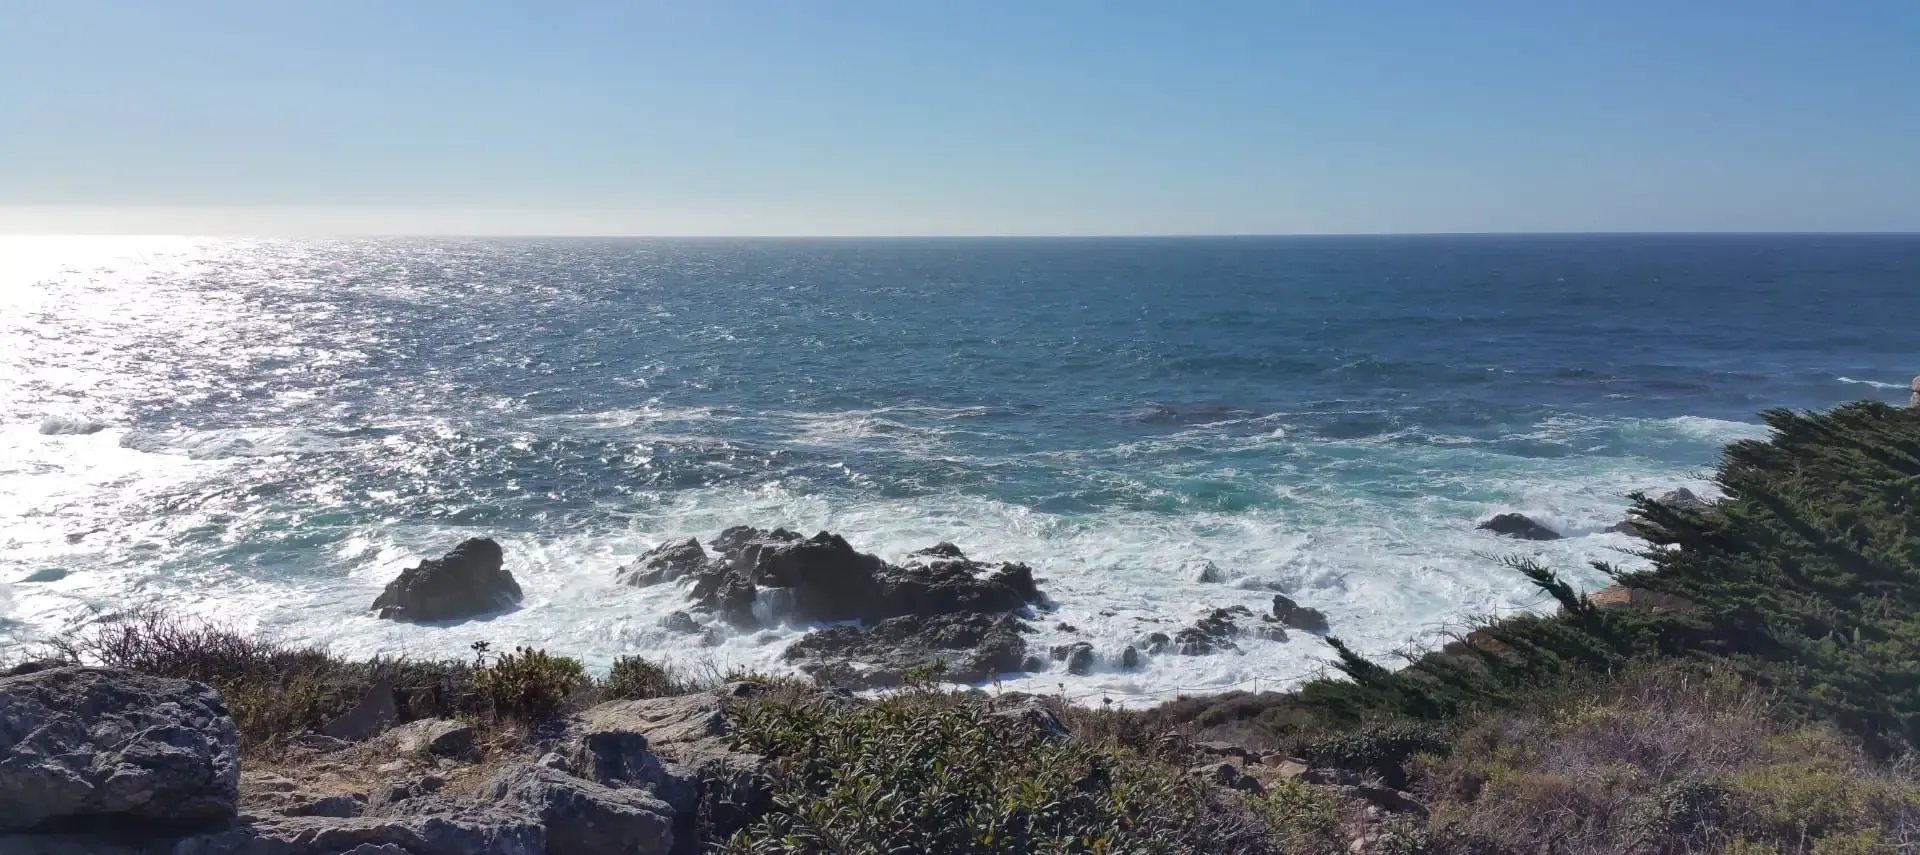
xmin=372 ymin=538 xmax=522 ymax=622
xmin=1476 ymin=513 xmax=1561 ymax=541
xmin=1173 ymin=606 xmax=1253 ymax=655
xmin=783 ymin=612 xmax=1033 ymax=689
xmin=1271 ymin=594 xmax=1330 ymax=633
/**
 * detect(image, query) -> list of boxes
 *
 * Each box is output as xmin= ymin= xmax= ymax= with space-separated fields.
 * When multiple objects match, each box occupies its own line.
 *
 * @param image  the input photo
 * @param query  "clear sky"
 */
xmin=3 ymin=1 xmax=1917 ymax=236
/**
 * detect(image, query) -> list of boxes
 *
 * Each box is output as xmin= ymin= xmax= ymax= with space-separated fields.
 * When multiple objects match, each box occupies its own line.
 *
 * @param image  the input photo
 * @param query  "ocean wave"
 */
xmin=119 ymin=427 xmax=352 ymax=459
xmin=1838 ymin=376 xmax=1908 ymax=390
xmin=37 ymin=416 xmax=107 ymax=435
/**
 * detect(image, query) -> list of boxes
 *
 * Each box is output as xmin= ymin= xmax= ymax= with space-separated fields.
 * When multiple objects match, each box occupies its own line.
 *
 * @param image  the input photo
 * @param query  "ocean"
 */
xmin=3 ymin=234 xmax=1915 ymax=703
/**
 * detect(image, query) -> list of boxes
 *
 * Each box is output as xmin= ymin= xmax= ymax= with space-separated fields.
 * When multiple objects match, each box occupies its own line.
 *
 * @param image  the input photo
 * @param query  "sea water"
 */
xmin=3 ymin=234 xmax=1915 ymax=704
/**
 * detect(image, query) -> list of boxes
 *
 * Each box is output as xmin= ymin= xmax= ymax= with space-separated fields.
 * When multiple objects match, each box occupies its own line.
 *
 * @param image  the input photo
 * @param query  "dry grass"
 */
xmin=1420 ymin=664 xmax=1920 ymax=855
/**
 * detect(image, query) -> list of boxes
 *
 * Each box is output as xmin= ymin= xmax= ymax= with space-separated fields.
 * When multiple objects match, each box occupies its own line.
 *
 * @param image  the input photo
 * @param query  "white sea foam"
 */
xmin=119 ymin=427 xmax=351 ymax=459
xmin=1838 ymin=376 xmax=1907 ymax=390
xmin=37 ymin=416 xmax=108 ymax=435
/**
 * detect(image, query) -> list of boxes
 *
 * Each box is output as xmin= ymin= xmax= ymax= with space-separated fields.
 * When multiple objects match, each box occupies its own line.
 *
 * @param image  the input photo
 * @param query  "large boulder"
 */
xmin=0 ymin=666 xmax=240 ymax=833
xmin=615 ymin=538 xmax=711 ymax=588
xmin=372 ymin=538 xmax=521 ymax=622
xmin=1477 ymin=513 xmax=1561 ymax=541
xmin=487 ymin=765 xmax=674 ymax=855
xmin=782 ymin=612 xmax=1033 ymax=689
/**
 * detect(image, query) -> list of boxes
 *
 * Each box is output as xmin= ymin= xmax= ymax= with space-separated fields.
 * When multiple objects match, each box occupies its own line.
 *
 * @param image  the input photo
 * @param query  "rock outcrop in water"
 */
xmin=372 ymin=538 xmax=522 ymax=622
xmin=683 ymin=530 xmax=1043 ymax=629
xmin=1477 ymin=513 xmax=1561 ymax=541
xmin=645 ymin=529 xmax=1046 ymax=688
xmin=783 ymin=612 xmax=1033 ymax=688
xmin=616 ymin=537 xmax=711 ymax=588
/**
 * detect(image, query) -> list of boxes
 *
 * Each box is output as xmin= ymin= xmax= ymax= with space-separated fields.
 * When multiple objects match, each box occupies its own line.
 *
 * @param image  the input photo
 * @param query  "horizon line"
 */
xmin=6 ymin=230 xmax=1919 ymax=240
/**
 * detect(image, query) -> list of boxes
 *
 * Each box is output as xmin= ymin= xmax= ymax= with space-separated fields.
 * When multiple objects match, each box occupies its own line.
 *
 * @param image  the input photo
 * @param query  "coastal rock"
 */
xmin=990 ymin=702 xmax=1072 ymax=743
xmin=687 ymin=529 xmax=1044 ymax=629
xmin=373 ymin=719 xmax=474 ymax=760
xmin=616 ymin=537 xmax=711 ymax=588
xmin=556 ymin=684 xmax=775 ymax=847
xmin=1654 ymin=487 xmax=1712 ymax=514
xmin=1271 ymin=594 xmax=1331 ymax=633
xmin=783 ymin=612 xmax=1033 ymax=688
xmin=321 ymin=682 xmax=397 ymax=742
xmin=1192 ymin=761 xmax=1265 ymax=794
xmin=0 ymin=666 xmax=240 ymax=834
xmin=1187 ymin=559 xmax=1231 ymax=584
xmin=1051 ymin=642 xmax=1096 ymax=675
xmin=1139 ymin=632 xmax=1173 ymax=655
xmin=1120 ymin=645 xmax=1143 ymax=670
xmin=1173 ymin=606 xmax=1253 ymax=655
xmin=1476 ymin=513 xmax=1561 ymax=541
xmin=371 ymin=538 xmax=522 ymax=622
xmin=487 ymin=764 xmax=675 ymax=855
xmin=184 ymin=796 xmax=548 ymax=855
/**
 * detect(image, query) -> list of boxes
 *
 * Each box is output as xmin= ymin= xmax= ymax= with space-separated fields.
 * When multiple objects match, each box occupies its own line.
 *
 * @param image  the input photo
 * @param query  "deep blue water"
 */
xmin=3 ymin=234 xmax=1916 ymax=698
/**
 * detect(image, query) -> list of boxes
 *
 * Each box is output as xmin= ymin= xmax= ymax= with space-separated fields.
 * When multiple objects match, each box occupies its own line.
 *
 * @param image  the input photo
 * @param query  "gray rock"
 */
xmin=1191 ymin=761 xmax=1264 ymax=794
xmin=321 ymin=682 xmax=396 ymax=742
xmin=689 ymin=530 xmax=1043 ymax=628
xmin=658 ymin=611 xmax=702 ymax=635
xmin=1050 ymin=642 xmax=1095 ymax=675
xmin=1339 ymin=783 xmax=1428 ymax=817
xmin=557 ymin=687 xmax=770 ymax=847
xmin=990 ymin=703 xmax=1071 ymax=743
xmin=1139 ymin=632 xmax=1172 ymax=655
xmin=616 ymin=537 xmax=710 ymax=588
xmin=373 ymin=719 xmax=473 ymax=760
xmin=1119 ymin=645 xmax=1142 ymax=670
xmin=1477 ymin=513 xmax=1561 ymax=541
xmin=1271 ymin=594 xmax=1330 ymax=633
xmin=0 ymin=666 xmax=239 ymax=833
xmin=1655 ymin=487 xmax=1712 ymax=514
xmin=371 ymin=538 xmax=522 ymax=622
xmin=488 ymin=764 xmax=674 ymax=855
xmin=782 ymin=612 xmax=1033 ymax=689
xmin=180 ymin=797 xmax=547 ymax=855
xmin=1173 ymin=606 xmax=1252 ymax=654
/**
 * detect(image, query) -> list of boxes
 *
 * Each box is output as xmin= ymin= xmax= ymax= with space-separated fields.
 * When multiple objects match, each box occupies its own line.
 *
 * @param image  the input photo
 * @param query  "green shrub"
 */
xmin=1297 ymin=718 xmax=1450 ymax=787
xmin=474 ymin=645 xmax=586 ymax=723
xmin=603 ymin=654 xmax=691 ymax=700
xmin=1255 ymin=778 xmax=1345 ymax=855
xmin=722 ymin=690 xmax=1278 ymax=855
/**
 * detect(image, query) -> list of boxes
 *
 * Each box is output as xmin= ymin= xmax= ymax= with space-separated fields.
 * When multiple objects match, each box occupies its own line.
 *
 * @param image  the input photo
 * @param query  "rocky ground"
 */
xmin=0 ymin=663 xmax=1436 ymax=855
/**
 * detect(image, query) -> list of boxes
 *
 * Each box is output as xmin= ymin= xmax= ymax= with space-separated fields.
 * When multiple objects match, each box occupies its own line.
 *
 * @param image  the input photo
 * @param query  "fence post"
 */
xmin=1911 ymin=376 xmax=1919 ymax=409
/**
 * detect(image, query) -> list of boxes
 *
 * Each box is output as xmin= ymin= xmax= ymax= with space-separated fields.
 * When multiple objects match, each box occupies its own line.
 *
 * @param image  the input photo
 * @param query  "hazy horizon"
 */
xmin=5 ymin=2 xmax=1918 ymax=236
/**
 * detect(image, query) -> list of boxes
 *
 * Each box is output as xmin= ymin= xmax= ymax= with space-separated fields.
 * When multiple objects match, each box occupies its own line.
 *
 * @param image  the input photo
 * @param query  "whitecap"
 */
xmin=37 ymin=416 xmax=107 ymax=435
xmin=119 ymin=427 xmax=350 ymax=459
xmin=1838 ymin=376 xmax=1907 ymax=390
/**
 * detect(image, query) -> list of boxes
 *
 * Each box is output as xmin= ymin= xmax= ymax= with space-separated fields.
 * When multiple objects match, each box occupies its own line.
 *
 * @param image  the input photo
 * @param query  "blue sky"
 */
xmin=2 ymin=1 xmax=1917 ymax=235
